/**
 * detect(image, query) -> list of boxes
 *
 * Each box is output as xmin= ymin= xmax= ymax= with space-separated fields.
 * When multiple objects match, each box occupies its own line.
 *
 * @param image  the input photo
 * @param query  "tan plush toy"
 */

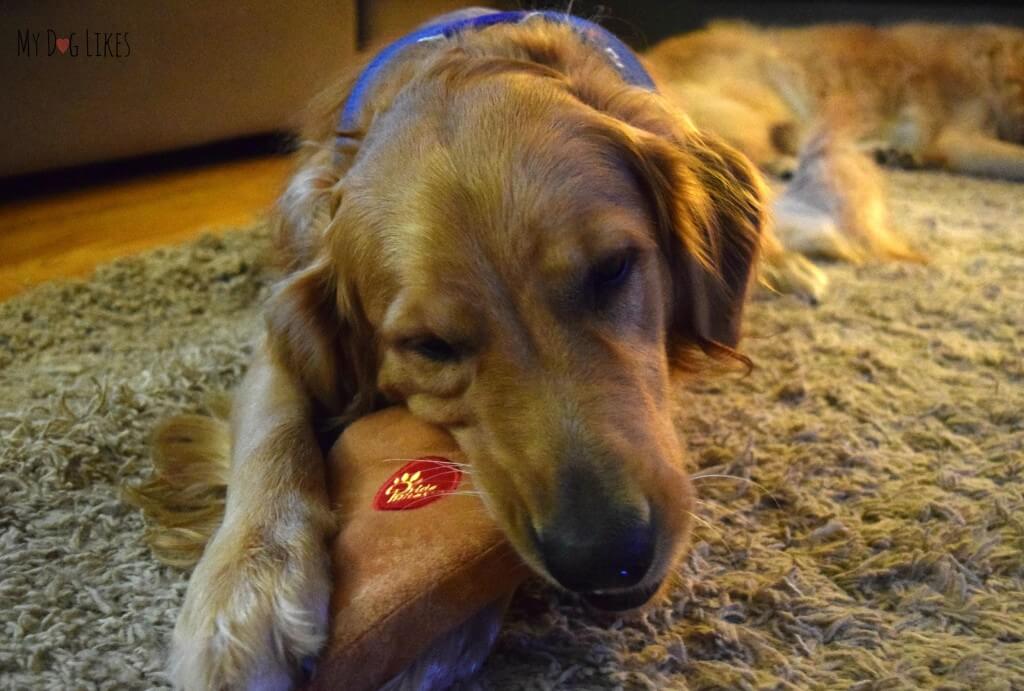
xmin=306 ymin=408 xmax=531 ymax=690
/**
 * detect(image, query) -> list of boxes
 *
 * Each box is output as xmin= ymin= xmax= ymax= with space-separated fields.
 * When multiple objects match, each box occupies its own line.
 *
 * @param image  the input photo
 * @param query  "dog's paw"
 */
xmin=169 ymin=514 xmax=330 ymax=691
xmin=759 ymin=249 xmax=829 ymax=304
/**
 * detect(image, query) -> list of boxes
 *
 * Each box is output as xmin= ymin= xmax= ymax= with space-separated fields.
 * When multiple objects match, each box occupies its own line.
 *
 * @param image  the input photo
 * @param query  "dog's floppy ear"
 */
xmin=266 ymin=68 xmax=379 ymax=420
xmin=267 ymin=146 xmax=371 ymax=418
xmin=620 ymin=126 xmax=766 ymax=359
xmin=262 ymin=48 xmax=409 ymax=420
xmin=265 ymin=255 xmax=379 ymax=421
xmin=266 ymin=126 xmax=379 ymax=419
xmin=681 ymin=132 xmax=767 ymax=350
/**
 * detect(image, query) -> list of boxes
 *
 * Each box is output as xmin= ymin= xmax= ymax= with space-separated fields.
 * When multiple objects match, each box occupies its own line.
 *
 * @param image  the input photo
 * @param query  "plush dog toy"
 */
xmin=306 ymin=408 xmax=531 ymax=690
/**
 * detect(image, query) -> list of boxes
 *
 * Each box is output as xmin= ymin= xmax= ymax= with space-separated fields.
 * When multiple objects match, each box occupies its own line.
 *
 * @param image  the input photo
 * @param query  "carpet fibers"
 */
xmin=1 ymin=170 xmax=1022 ymax=690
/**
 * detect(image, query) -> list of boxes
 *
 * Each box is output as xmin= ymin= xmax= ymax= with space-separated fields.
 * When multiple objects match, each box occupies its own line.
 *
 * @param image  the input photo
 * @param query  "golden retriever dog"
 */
xmin=127 ymin=10 xmax=848 ymax=690
xmin=644 ymin=22 xmax=1024 ymax=265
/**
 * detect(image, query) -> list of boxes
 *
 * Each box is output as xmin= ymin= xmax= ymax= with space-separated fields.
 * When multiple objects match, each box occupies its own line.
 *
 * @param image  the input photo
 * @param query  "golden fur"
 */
xmin=127 ymin=18 xmax=779 ymax=690
xmin=644 ymin=22 xmax=1024 ymax=266
xmin=123 ymin=16 xmax=1024 ymax=691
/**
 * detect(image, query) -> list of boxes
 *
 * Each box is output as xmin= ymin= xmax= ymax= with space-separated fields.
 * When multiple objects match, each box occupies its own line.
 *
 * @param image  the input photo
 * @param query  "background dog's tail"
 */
xmin=123 ymin=401 xmax=231 ymax=569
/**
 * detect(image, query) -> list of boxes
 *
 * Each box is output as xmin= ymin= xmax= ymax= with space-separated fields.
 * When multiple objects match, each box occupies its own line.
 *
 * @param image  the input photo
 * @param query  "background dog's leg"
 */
xmin=932 ymin=128 xmax=1024 ymax=181
xmin=169 ymin=342 xmax=334 ymax=691
xmin=758 ymin=221 xmax=830 ymax=303
xmin=772 ymin=189 xmax=859 ymax=262
xmin=774 ymin=128 xmax=921 ymax=263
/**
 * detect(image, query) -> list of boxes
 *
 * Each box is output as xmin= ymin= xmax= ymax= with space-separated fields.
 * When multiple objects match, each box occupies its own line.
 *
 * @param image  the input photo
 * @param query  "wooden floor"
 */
xmin=0 ymin=154 xmax=293 ymax=301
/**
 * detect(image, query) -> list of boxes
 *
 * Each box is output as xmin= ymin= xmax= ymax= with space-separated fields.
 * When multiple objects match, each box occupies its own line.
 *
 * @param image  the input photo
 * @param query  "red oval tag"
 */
xmin=373 ymin=457 xmax=462 ymax=511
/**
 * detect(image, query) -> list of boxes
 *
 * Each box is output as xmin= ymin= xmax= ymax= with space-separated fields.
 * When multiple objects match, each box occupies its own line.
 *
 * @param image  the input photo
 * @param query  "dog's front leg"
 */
xmin=932 ymin=128 xmax=1024 ymax=181
xmin=170 ymin=341 xmax=334 ymax=691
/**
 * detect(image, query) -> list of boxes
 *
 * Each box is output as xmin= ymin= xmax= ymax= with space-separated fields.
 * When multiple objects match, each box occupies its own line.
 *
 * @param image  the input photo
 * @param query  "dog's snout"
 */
xmin=538 ymin=513 xmax=655 ymax=592
xmin=535 ymin=465 xmax=655 ymax=592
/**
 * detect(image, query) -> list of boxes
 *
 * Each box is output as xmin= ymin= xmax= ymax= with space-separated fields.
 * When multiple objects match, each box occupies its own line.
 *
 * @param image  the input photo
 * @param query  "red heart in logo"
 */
xmin=56 ymin=37 xmax=69 ymax=54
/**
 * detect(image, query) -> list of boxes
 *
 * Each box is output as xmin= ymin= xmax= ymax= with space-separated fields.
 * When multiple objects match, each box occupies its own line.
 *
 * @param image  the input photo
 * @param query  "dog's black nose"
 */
xmin=536 ymin=463 xmax=657 ymax=592
xmin=538 ymin=513 xmax=655 ymax=592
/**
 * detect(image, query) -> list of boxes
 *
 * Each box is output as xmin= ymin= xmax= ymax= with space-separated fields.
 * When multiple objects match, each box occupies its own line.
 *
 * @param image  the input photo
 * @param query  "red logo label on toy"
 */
xmin=373 ymin=457 xmax=462 ymax=510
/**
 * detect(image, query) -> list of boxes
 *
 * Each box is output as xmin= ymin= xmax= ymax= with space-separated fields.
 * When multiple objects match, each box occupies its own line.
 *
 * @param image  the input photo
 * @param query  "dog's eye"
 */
xmin=406 ymin=337 xmax=461 ymax=363
xmin=589 ymin=251 xmax=634 ymax=301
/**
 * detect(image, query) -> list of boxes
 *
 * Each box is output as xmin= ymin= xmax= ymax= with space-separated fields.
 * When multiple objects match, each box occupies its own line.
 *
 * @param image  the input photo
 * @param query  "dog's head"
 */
xmin=270 ymin=45 xmax=765 ymax=610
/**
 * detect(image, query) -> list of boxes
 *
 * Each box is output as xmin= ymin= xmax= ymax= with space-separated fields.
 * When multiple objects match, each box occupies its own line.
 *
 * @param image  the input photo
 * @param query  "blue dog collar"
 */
xmin=336 ymin=9 xmax=655 ymax=148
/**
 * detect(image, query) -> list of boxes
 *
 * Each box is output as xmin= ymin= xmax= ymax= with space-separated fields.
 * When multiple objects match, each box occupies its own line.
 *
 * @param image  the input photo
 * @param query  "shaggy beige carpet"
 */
xmin=1 ymin=169 xmax=1022 ymax=690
